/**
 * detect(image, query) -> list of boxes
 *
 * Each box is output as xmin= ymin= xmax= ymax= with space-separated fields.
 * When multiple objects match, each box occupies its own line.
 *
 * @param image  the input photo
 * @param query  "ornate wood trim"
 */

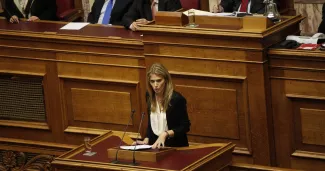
xmin=286 ymin=94 xmax=325 ymax=100
xmin=0 ymin=151 xmax=53 ymax=171
xmin=0 ymin=120 xmax=50 ymax=130
xmin=292 ymin=150 xmax=325 ymax=160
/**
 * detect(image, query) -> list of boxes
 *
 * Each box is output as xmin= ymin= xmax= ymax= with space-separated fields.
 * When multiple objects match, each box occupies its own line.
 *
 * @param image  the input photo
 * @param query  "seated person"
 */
xmin=87 ymin=0 xmax=134 ymax=25
xmin=122 ymin=0 xmax=182 ymax=31
xmin=319 ymin=3 xmax=325 ymax=34
xmin=133 ymin=63 xmax=191 ymax=149
xmin=5 ymin=0 xmax=57 ymax=23
xmin=212 ymin=0 xmax=275 ymax=14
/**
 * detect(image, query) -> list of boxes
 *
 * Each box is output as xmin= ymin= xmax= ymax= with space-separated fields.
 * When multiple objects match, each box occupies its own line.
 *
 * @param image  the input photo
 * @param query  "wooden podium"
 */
xmin=52 ymin=131 xmax=235 ymax=171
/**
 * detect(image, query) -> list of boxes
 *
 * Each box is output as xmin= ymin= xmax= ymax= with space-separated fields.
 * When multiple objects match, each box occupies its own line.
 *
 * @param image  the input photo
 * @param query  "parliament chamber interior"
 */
xmin=0 ymin=0 xmax=324 ymax=170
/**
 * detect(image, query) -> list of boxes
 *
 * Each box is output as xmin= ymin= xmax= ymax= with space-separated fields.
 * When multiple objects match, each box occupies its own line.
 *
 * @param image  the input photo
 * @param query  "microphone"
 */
xmin=132 ymin=112 xmax=146 ymax=165
xmin=111 ymin=109 xmax=136 ymax=164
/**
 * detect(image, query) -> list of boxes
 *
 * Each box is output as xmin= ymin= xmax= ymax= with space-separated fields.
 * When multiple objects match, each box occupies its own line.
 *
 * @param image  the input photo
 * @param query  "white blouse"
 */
xmin=150 ymin=103 xmax=168 ymax=136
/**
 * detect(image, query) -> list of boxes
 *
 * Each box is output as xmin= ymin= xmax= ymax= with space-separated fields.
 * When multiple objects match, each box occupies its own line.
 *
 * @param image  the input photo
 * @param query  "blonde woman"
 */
xmin=134 ymin=63 xmax=191 ymax=149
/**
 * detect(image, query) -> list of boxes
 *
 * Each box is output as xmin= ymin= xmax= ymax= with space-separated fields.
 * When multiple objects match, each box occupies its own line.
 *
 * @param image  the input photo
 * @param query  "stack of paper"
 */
xmin=120 ymin=145 xmax=152 ymax=150
xmin=182 ymin=9 xmax=233 ymax=17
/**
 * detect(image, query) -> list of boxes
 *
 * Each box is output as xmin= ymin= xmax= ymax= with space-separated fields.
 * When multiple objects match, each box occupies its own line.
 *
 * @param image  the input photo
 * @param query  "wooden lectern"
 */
xmin=52 ymin=131 xmax=235 ymax=171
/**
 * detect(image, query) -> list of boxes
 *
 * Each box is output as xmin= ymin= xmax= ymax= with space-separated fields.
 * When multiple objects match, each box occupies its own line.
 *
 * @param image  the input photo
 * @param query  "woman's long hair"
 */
xmin=147 ymin=63 xmax=173 ymax=113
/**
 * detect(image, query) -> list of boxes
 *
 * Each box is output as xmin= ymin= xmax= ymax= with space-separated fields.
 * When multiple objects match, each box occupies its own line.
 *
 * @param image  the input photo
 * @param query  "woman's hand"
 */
xmin=28 ymin=16 xmax=40 ymax=21
xmin=152 ymin=132 xmax=168 ymax=149
xmin=10 ymin=15 xmax=19 ymax=23
xmin=132 ymin=138 xmax=149 ymax=145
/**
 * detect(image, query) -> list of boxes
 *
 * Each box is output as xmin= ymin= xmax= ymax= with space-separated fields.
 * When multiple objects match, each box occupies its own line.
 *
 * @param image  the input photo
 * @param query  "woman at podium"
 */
xmin=134 ymin=63 xmax=191 ymax=149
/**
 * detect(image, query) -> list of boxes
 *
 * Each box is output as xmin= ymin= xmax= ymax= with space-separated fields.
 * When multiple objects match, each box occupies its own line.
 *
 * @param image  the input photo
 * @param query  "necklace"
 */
xmin=156 ymin=96 xmax=163 ymax=113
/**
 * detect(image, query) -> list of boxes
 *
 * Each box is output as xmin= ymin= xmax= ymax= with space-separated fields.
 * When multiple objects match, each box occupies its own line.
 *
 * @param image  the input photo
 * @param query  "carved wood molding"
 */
xmin=292 ymin=150 xmax=325 ymax=160
xmin=0 ymin=120 xmax=50 ymax=130
xmin=294 ymin=0 xmax=325 ymax=4
xmin=286 ymin=94 xmax=325 ymax=100
xmin=0 ymin=151 xmax=53 ymax=171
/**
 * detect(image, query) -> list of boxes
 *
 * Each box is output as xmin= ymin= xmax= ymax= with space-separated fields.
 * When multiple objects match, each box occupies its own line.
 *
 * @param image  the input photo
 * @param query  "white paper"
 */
xmin=286 ymin=35 xmax=318 ymax=44
xmin=60 ymin=22 xmax=89 ymax=30
xmin=120 ymin=145 xmax=152 ymax=150
xmin=183 ymin=9 xmax=233 ymax=17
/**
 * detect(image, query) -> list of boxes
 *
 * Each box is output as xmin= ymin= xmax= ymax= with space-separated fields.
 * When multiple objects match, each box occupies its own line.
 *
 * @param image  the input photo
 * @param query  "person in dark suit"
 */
xmin=213 ymin=0 xmax=277 ymax=14
xmin=122 ymin=0 xmax=182 ymax=31
xmin=133 ymin=63 xmax=191 ymax=149
xmin=87 ymin=0 xmax=133 ymax=25
xmin=5 ymin=0 xmax=57 ymax=23
xmin=318 ymin=3 xmax=325 ymax=34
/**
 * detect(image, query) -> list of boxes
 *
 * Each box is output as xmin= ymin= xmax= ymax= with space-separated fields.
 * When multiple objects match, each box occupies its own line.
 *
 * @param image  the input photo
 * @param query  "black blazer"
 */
xmin=4 ymin=0 xmax=57 ymax=20
xmin=122 ymin=0 xmax=182 ymax=28
xmin=87 ymin=0 xmax=134 ymax=25
xmin=319 ymin=3 xmax=325 ymax=34
xmin=221 ymin=0 xmax=272 ymax=14
xmin=146 ymin=91 xmax=191 ymax=147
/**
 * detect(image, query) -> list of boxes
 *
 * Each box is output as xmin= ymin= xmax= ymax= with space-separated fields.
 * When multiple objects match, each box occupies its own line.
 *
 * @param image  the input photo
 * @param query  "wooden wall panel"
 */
xmin=0 ymin=24 xmax=146 ymax=149
xmin=269 ymin=49 xmax=325 ymax=170
xmin=71 ymin=89 xmax=132 ymax=125
xmin=176 ymin=85 xmax=239 ymax=139
xmin=60 ymin=71 xmax=144 ymax=140
xmin=300 ymin=108 xmax=325 ymax=146
xmin=0 ymin=57 xmax=47 ymax=76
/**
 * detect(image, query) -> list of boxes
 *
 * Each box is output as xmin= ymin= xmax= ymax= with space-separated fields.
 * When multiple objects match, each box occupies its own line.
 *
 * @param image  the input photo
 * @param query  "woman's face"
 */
xmin=150 ymin=74 xmax=165 ymax=95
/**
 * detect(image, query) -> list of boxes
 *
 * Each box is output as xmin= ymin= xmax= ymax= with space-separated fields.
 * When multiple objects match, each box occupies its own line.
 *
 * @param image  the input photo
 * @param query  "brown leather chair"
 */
xmin=180 ymin=0 xmax=200 ymax=10
xmin=56 ymin=0 xmax=83 ymax=21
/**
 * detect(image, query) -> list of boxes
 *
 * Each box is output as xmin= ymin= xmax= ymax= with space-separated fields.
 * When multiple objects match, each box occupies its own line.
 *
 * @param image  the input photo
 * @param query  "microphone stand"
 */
xmin=132 ymin=112 xmax=146 ymax=166
xmin=110 ymin=109 xmax=135 ymax=164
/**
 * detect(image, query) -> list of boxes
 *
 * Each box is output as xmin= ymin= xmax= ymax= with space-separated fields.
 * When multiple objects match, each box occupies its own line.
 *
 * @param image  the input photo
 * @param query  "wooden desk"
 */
xmin=52 ymin=131 xmax=235 ymax=171
xmin=0 ymin=19 xmax=146 ymax=147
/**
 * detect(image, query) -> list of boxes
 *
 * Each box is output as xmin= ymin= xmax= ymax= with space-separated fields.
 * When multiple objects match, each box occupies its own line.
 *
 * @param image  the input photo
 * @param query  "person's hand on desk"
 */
xmin=28 ymin=16 xmax=40 ymax=22
xmin=129 ymin=18 xmax=149 ymax=31
xmin=9 ymin=15 xmax=19 ymax=23
xmin=152 ymin=131 xmax=169 ymax=149
xmin=132 ymin=137 xmax=149 ymax=145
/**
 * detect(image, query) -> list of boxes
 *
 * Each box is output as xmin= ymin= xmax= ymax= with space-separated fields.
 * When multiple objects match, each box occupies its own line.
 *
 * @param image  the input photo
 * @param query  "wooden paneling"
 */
xmin=269 ymin=48 xmax=325 ymax=170
xmin=177 ymin=85 xmax=239 ymax=139
xmin=0 ymin=22 xmax=146 ymax=149
xmin=0 ymin=57 xmax=47 ymax=76
xmin=139 ymin=16 xmax=303 ymax=165
xmin=1 ymin=17 xmax=317 ymax=170
xmin=71 ymin=89 xmax=132 ymax=125
xmin=300 ymin=108 xmax=325 ymax=146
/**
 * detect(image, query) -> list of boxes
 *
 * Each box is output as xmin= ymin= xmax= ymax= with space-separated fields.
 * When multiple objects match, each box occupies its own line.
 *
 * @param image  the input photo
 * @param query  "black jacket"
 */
xmin=4 ymin=0 xmax=57 ymax=20
xmin=319 ymin=3 xmax=325 ymax=34
xmin=221 ymin=0 xmax=273 ymax=14
xmin=146 ymin=91 xmax=191 ymax=147
xmin=122 ymin=0 xmax=182 ymax=28
xmin=87 ymin=0 xmax=134 ymax=25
